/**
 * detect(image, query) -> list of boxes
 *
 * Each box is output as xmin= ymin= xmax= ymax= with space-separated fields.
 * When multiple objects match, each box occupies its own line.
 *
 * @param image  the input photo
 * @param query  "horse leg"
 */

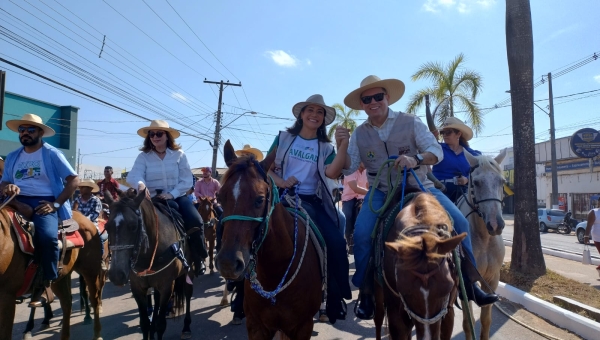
xmin=287 ymin=319 xmax=314 ymax=340
xmin=219 ymin=283 xmax=230 ymax=306
xmin=52 ymin=275 xmax=74 ymax=340
xmin=181 ymin=274 xmax=193 ymax=339
xmin=154 ymin=288 xmax=173 ymax=340
xmin=41 ymin=303 xmax=54 ymax=329
xmin=386 ymin=299 xmax=413 ymax=340
xmin=79 ymin=275 xmax=93 ymax=325
xmin=479 ymin=304 xmax=492 ymax=340
xmin=246 ymin=318 xmax=276 ymax=340
xmin=374 ymin=284 xmax=385 ymax=340
xmin=23 ymin=306 xmax=36 ymax=338
xmin=462 ymin=301 xmax=475 ymax=340
xmin=440 ymin=305 xmax=455 ymax=340
xmin=208 ymin=228 xmax=215 ymax=274
xmin=0 ymin=296 xmax=17 ymax=340
xmin=132 ymin=284 xmax=152 ymax=340
xmin=83 ymin=272 xmax=104 ymax=340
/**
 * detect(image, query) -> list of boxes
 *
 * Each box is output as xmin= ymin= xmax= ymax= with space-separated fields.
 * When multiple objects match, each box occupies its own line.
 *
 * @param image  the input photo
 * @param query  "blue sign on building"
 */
xmin=545 ymin=159 xmax=600 ymax=173
xmin=570 ymin=128 xmax=600 ymax=158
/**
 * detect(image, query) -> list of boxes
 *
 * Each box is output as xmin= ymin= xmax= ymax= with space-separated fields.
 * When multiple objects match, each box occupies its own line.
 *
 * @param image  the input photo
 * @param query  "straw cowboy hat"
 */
xmin=137 ymin=120 xmax=181 ymax=139
xmin=78 ymin=178 xmax=100 ymax=193
xmin=292 ymin=94 xmax=337 ymax=126
xmin=235 ymin=144 xmax=264 ymax=161
xmin=344 ymin=75 xmax=406 ymax=110
xmin=6 ymin=113 xmax=56 ymax=137
xmin=440 ymin=117 xmax=474 ymax=141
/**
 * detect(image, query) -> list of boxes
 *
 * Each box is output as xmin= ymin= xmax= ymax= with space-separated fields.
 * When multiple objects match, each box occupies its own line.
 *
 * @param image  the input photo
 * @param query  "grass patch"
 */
xmin=500 ymin=262 xmax=600 ymax=310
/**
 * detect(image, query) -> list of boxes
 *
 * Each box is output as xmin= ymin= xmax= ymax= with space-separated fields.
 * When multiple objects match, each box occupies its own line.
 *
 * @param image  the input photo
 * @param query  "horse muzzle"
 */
xmin=107 ymin=268 xmax=129 ymax=287
xmin=486 ymin=217 xmax=505 ymax=236
xmin=215 ymin=251 xmax=246 ymax=280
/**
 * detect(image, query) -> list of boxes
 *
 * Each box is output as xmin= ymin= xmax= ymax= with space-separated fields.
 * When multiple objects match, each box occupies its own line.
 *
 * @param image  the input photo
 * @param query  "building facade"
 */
xmin=1 ymin=91 xmax=78 ymax=168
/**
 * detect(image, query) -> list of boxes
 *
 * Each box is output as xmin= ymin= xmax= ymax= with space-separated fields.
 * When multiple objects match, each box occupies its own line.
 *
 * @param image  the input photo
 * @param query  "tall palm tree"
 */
xmin=406 ymin=53 xmax=484 ymax=134
xmin=506 ymin=0 xmax=545 ymax=275
xmin=327 ymin=104 xmax=361 ymax=140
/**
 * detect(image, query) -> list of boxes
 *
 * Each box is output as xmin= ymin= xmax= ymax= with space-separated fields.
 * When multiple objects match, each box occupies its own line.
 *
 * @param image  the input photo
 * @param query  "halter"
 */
xmin=108 ymin=205 xmax=147 ymax=272
xmin=462 ymin=164 xmax=504 ymax=219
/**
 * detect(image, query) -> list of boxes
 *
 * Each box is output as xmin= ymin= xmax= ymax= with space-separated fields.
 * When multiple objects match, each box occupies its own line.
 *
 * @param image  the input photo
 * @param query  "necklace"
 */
xmin=155 ymin=149 xmax=167 ymax=155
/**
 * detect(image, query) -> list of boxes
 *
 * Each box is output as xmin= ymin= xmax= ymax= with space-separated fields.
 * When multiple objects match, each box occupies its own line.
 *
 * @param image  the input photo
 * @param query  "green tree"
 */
xmin=406 ymin=53 xmax=484 ymax=134
xmin=327 ymin=104 xmax=360 ymax=140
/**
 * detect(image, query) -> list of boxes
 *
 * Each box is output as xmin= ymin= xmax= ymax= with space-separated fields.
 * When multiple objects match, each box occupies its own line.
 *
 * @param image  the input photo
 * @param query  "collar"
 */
xmin=365 ymin=108 xmax=398 ymax=128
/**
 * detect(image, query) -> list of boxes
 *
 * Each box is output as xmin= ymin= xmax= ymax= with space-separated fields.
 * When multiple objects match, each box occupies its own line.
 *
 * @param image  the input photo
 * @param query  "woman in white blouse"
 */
xmin=127 ymin=120 xmax=207 ymax=275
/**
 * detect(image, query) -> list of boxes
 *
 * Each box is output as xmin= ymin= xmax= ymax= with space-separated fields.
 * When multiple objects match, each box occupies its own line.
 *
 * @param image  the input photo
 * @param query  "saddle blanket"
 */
xmin=8 ymin=210 xmax=85 ymax=256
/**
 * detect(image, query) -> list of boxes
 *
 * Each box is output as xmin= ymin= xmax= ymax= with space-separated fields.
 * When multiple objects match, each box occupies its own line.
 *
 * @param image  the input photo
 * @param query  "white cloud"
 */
xmin=594 ymin=75 xmax=600 ymax=84
xmin=423 ymin=0 xmax=496 ymax=14
xmin=171 ymin=92 xmax=188 ymax=102
xmin=266 ymin=50 xmax=299 ymax=67
xmin=306 ymin=59 xmax=312 ymax=66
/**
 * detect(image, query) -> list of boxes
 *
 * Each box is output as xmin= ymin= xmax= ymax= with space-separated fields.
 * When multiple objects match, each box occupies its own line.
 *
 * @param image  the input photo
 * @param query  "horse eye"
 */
xmin=473 ymin=180 xmax=481 ymax=187
xmin=255 ymin=196 xmax=265 ymax=207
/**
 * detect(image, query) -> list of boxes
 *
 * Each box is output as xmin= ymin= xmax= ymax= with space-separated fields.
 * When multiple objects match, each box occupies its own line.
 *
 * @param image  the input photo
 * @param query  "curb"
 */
xmin=497 ymin=282 xmax=600 ymax=340
xmin=503 ymin=239 xmax=600 ymax=266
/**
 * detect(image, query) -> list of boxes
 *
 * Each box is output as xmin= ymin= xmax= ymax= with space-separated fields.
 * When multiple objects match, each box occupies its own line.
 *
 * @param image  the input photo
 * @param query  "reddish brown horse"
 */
xmin=0 ymin=206 xmax=105 ymax=340
xmin=215 ymin=140 xmax=322 ymax=340
xmin=197 ymin=197 xmax=217 ymax=274
xmin=374 ymin=193 xmax=466 ymax=340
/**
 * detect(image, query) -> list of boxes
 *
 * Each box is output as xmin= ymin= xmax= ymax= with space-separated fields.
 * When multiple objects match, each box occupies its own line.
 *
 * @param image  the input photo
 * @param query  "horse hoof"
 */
xmin=231 ymin=317 xmax=243 ymax=325
xmin=98 ymin=306 xmax=103 ymax=314
xmin=219 ymin=299 xmax=230 ymax=307
xmin=94 ymin=337 xmax=103 ymax=340
xmin=319 ymin=313 xmax=329 ymax=323
xmin=22 ymin=332 xmax=33 ymax=340
xmin=39 ymin=323 xmax=50 ymax=330
xmin=181 ymin=332 xmax=192 ymax=339
xmin=83 ymin=316 xmax=93 ymax=325
xmin=210 ymin=269 xmax=214 ymax=274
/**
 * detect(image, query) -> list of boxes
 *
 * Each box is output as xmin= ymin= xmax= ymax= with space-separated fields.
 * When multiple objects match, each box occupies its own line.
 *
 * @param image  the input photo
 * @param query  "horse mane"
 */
xmin=221 ymin=154 xmax=258 ymax=185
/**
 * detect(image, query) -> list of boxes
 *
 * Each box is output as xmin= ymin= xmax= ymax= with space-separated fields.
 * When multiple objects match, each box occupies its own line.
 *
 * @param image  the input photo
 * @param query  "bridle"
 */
xmin=107 ymin=205 xmax=148 ymax=272
xmin=461 ymin=164 xmax=504 ymax=219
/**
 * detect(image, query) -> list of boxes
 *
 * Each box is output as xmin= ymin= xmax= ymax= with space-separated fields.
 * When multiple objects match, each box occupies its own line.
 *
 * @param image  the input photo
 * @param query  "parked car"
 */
xmin=575 ymin=221 xmax=594 ymax=244
xmin=538 ymin=208 xmax=566 ymax=232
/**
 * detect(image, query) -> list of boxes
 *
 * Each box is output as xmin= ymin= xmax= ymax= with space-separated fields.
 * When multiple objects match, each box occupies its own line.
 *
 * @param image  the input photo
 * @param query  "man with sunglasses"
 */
xmin=0 ymin=113 xmax=79 ymax=307
xmin=336 ymin=76 xmax=498 ymax=320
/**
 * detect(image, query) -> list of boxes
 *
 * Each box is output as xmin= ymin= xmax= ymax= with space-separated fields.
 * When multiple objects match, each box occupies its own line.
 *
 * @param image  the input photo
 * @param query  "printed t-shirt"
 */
xmin=13 ymin=148 xmax=53 ymax=196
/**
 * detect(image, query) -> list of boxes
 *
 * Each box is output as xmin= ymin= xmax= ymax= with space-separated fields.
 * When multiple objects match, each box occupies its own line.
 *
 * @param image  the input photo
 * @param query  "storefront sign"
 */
xmin=570 ymin=128 xmax=600 ymax=158
xmin=545 ymin=159 xmax=600 ymax=172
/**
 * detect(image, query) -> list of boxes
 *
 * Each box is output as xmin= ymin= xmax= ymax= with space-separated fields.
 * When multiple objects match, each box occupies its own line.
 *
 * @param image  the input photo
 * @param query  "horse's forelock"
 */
xmin=474 ymin=154 xmax=502 ymax=175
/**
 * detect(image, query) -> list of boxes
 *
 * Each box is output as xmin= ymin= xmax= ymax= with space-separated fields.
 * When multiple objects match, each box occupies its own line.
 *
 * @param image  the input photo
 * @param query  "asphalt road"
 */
xmin=10 ymin=258 xmax=574 ymax=340
xmin=501 ymin=216 xmax=599 ymax=258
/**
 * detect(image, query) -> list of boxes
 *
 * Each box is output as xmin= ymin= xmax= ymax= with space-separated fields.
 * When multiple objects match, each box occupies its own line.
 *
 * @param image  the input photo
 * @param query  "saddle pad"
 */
xmin=60 ymin=218 xmax=80 ymax=233
xmin=58 ymin=230 xmax=85 ymax=250
xmin=97 ymin=219 xmax=106 ymax=234
xmin=8 ymin=210 xmax=34 ymax=255
xmin=17 ymin=260 xmax=38 ymax=297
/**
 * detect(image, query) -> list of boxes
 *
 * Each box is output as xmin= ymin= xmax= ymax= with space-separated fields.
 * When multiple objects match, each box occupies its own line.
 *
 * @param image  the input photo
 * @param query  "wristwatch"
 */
xmin=53 ymin=202 xmax=61 ymax=210
xmin=414 ymin=154 xmax=424 ymax=165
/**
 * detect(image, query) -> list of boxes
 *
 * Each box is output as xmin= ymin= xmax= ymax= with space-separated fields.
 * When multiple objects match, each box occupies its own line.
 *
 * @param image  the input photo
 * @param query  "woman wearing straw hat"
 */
xmin=267 ymin=94 xmax=351 ymax=324
xmin=73 ymin=179 xmax=108 ymax=270
xmin=127 ymin=120 xmax=208 ymax=275
xmin=432 ymin=117 xmax=482 ymax=202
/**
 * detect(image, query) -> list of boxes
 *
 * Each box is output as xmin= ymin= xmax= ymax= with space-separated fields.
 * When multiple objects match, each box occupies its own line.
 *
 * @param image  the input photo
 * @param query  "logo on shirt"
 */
xmin=398 ymin=146 xmax=410 ymax=155
xmin=289 ymin=148 xmax=318 ymax=162
xmin=367 ymin=151 xmax=375 ymax=159
xmin=303 ymin=146 xmax=315 ymax=152
xmin=14 ymin=161 xmax=41 ymax=180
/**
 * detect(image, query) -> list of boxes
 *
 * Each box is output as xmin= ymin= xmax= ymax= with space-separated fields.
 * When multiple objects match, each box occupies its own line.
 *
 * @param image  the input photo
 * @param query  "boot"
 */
xmin=460 ymin=258 xmax=499 ymax=307
xmin=354 ymin=259 xmax=375 ymax=320
xmin=29 ymin=280 xmax=54 ymax=308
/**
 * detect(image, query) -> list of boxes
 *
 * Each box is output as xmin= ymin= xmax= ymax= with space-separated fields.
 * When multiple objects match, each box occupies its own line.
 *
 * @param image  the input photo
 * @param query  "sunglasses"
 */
xmin=439 ymin=129 xmax=459 ymax=136
xmin=148 ymin=131 xmax=165 ymax=138
xmin=360 ymin=93 xmax=386 ymax=105
xmin=18 ymin=126 xmax=38 ymax=134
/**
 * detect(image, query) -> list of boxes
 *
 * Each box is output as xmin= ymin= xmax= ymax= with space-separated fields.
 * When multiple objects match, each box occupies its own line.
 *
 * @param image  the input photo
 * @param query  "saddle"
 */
xmin=151 ymin=199 xmax=186 ymax=237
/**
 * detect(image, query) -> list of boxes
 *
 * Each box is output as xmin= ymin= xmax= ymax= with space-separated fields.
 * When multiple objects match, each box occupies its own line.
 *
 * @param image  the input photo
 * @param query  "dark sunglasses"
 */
xmin=18 ymin=126 xmax=38 ymax=134
xmin=360 ymin=92 xmax=386 ymax=105
xmin=148 ymin=131 xmax=165 ymax=138
xmin=439 ymin=129 xmax=459 ymax=136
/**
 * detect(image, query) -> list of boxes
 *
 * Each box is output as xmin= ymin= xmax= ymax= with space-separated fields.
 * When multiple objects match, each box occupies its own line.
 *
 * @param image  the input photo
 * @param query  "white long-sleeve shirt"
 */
xmin=126 ymin=149 xmax=193 ymax=198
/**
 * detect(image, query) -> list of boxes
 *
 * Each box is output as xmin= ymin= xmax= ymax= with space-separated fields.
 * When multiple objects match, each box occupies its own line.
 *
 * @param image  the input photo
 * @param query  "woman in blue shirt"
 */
xmin=432 ymin=117 xmax=482 ymax=202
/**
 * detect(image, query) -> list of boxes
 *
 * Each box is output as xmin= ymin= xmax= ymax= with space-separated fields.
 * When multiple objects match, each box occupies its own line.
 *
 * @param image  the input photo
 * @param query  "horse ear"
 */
xmin=224 ymin=140 xmax=237 ymax=167
xmin=463 ymin=149 xmax=478 ymax=167
xmin=133 ymin=189 xmax=146 ymax=208
xmin=494 ymin=148 xmax=507 ymax=165
xmin=260 ymin=149 xmax=277 ymax=173
xmin=103 ymin=191 xmax=114 ymax=205
xmin=433 ymin=232 xmax=467 ymax=256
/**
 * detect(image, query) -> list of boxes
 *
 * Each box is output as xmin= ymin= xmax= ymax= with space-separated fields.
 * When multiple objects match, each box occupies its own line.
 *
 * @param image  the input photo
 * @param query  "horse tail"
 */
xmin=173 ymin=275 xmax=187 ymax=315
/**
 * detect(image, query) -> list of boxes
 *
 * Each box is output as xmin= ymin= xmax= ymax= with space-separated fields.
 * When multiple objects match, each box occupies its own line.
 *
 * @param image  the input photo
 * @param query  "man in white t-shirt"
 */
xmin=0 ymin=114 xmax=79 ymax=307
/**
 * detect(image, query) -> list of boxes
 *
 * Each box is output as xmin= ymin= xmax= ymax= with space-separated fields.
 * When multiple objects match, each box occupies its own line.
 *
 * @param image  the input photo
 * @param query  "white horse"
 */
xmin=456 ymin=149 xmax=507 ymax=340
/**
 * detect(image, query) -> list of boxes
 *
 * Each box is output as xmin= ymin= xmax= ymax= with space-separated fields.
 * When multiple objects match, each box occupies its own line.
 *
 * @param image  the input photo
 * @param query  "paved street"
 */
xmin=10 ymin=256 xmax=577 ymax=340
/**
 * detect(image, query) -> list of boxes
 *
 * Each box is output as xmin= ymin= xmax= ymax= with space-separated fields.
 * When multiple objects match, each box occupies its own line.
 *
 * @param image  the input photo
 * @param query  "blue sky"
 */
xmin=1 ymin=0 xmax=599 ymax=173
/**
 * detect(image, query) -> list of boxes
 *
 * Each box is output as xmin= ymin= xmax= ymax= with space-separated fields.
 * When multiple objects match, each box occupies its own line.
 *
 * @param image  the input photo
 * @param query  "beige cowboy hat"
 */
xmin=78 ymin=178 xmax=100 ymax=193
xmin=344 ymin=75 xmax=406 ymax=110
xmin=6 ymin=113 xmax=56 ymax=137
xmin=235 ymin=144 xmax=264 ymax=161
xmin=292 ymin=94 xmax=336 ymax=126
xmin=440 ymin=117 xmax=474 ymax=141
xmin=137 ymin=120 xmax=181 ymax=139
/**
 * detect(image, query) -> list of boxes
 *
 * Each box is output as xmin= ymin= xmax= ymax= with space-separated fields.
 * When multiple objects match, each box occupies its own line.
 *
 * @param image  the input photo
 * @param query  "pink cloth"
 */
xmin=342 ymin=169 xmax=368 ymax=201
xmin=194 ymin=178 xmax=221 ymax=199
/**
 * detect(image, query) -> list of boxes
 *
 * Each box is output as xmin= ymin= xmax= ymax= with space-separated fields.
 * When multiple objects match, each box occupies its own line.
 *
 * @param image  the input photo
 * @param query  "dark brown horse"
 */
xmin=215 ymin=140 xmax=322 ymax=340
xmin=197 ymin=196 xmax=217 ymax=274
xmin=104 ymin=189 xmax=193 ymax=340
xmin=0 ymin=206 xmax=105 ymax=340
xmin=374 ymin=193 xmax=466 ymax=340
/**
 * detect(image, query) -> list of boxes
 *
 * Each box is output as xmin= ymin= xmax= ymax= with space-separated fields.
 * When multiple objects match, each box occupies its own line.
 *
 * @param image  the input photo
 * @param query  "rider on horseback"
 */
xmin=0 ymin=113 xmax=79 ymax=307
xmin=97 ymin=166 xmax=122 ymax=201
xmin=73 ymin=179 xmax=108 ymax=271
xmin=337 ymin=76 xmax=499 ymax=320
xmin=126 ymin=120 xmax=208 ymax=275
xmin=195 ymin=166 xmax=223 ymax=249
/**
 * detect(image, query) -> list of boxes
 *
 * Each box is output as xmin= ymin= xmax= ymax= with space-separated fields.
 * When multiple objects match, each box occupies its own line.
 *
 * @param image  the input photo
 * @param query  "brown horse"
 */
xmin=374 ymin=193 xmax=466 ymax=340
xmin=197 ymin=197 xmax=217 ymax=274
xmin=0 ymin=206 xmax=105 ymax=340
xmin=215 ymin=140 xmax=322 ymax=340
xmin=104 ymin=189 xmax=194 ymax=340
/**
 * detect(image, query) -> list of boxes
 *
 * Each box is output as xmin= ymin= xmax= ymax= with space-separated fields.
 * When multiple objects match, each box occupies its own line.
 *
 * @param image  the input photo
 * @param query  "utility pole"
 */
xmin=76 ymin=148 xmax=81 ymax=175
xmin=203 ymin=79 xmax=241 ymax=178
xmin=548 ymin=72 xmax=559 ymax=209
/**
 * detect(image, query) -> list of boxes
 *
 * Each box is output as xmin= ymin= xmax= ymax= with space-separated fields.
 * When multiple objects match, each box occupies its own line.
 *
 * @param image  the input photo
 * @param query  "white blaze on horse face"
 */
xmin=232 ymin=177 xmax=241 ymax=205
xmin=113 ymin=213 xmax=124 ymax=229
xmin=420 ymin=286 xmax=432 ymax=340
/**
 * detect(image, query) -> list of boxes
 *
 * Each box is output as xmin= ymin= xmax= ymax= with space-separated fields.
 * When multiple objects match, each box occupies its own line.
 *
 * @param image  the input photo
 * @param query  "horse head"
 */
xmin=104 ymin=188 xmax=147 ymax=286
xmin=464 ymin=149 xmax=507 ymax=236
xmin=215 ymin=140 xmax=276 ymax=280
xmin=197 ymin=197 xmax=215 ymax=224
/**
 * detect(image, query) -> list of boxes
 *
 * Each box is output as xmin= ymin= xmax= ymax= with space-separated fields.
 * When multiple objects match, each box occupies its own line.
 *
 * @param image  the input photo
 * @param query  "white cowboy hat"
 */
xmin=292 ymin=94 xmax=336 ymax=126
xmin=344 ymin=75 xmax=406 ymax=110
xmin=137 ymin=120 xmax=181 ymax=139
xmin=6 ymin=113 xmax=56 ymax=137
xmin=440 ymin=117 xmax=474 ymax=141
xmin=78 ymin=178 xmax=100 ymax=193
xmin=235 ymin=144 xmax=264 ymax=161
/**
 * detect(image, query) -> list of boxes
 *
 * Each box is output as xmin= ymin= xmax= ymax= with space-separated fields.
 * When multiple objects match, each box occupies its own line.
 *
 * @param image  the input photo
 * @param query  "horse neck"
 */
xmin=139 ymin=205 xmax=179 ymax=262
xmin=458 ymin=194 xmax=492 ymax=243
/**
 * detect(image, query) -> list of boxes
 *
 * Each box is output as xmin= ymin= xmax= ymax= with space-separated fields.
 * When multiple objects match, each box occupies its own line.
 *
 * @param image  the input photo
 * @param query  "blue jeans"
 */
xmin=352 ymin=187 xmax=476 ymax=289
xmin=336 ymin=207 xmax=346 ymax=236
xmin=18 ymin=195 xmax=59 ymax=281
xmin=174 ymin=195 xmax=208 ymax=259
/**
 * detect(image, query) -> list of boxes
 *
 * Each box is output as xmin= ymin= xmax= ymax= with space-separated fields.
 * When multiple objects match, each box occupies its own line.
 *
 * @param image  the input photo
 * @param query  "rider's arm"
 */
xmin=584 ymin=210 xmax=595 ymax=240
xmin=414 ymin=117 xmax=443 ymax=165
xmin=55 ymin=175 xmax=79 ymax=207
xmin=348 ymin=180 xmax=368 ymax=196
xmin=170 ymin=152 xmax=193 ymax=199
xmin=325 ymin=139 xmax=348 ymax=179
xmin=341 ymin=135 xmax=360 ymax=176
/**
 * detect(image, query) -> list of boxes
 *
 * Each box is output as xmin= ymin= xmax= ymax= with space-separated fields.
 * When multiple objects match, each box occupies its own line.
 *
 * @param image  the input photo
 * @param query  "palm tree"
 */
xmin=327 ymin=104 xmax=361 ymax=140
xmin=406 ymin=53 xmax=484 ymax=134
xmin=506 ymin=0 xmax=546 ymax=276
